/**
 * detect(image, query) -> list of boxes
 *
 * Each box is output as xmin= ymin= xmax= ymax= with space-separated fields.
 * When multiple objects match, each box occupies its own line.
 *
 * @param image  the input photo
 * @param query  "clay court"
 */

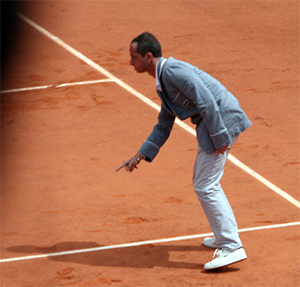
xmin=1 ymin=1 xmax=299 ymax=286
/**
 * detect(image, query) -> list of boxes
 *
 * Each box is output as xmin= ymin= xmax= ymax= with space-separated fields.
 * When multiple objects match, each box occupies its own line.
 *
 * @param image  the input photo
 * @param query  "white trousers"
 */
xmin=193 ymin=136 xmax=242 ymax=251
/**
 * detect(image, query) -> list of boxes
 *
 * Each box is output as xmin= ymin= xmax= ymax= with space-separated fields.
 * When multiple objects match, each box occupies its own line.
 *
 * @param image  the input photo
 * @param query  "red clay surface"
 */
xmin=1 ymin=1 xmax=299 ymax=287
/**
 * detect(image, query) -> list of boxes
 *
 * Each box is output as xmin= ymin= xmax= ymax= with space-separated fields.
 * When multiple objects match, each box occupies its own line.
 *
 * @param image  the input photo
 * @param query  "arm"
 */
xmin=116 ymin=106 xmax=176 ymax=172
xmin=139 ymin=106 xmax=176 ymax=162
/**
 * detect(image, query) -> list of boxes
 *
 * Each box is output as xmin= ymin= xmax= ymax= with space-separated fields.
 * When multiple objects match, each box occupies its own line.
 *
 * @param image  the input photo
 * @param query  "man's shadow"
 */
xmin=6 ymin=241 xmax=240 ymax=272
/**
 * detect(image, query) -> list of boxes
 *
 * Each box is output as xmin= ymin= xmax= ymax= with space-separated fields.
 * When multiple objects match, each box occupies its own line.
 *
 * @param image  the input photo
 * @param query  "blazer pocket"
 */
xmin=172 ymin=92 xmax=191 ymax=109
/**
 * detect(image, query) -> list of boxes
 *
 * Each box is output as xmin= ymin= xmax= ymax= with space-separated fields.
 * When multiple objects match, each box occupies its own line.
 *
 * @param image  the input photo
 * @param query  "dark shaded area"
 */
xmin=1 ymin=1 xmax=23 ymax=78
xmin=5 ymin=242 xmax=240 ymax=272
xmin=6 ymin=242 xmax=204 ymax=269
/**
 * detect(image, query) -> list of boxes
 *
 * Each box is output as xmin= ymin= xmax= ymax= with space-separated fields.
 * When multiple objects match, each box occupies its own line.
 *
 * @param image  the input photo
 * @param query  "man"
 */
xmin=117 ymin=32 xmax=252 ymax=270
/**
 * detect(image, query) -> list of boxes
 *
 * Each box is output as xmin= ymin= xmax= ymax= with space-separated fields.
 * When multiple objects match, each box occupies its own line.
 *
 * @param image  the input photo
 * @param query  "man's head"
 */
xmin=131 ymin=32 xmax=162 ymax=58
xmin=130 ymin=32 xmax=162 ymax=75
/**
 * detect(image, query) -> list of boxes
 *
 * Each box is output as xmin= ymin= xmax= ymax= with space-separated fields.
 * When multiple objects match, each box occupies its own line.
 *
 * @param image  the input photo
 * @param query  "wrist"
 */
xmin=136 ymin=152 xmax=145 ymax=163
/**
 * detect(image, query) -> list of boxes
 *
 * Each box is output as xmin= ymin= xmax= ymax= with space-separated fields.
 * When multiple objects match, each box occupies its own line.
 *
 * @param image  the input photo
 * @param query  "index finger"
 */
xmin=115 ymin=161 xmax=128 ymax=172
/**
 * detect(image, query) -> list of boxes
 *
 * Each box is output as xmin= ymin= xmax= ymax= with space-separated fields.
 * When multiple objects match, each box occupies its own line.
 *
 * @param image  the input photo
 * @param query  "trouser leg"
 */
xmin=193 ymin=136 xmax=242 ymax=251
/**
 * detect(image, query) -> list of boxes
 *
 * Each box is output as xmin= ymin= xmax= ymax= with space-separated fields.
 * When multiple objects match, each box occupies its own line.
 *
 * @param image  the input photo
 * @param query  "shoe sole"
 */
xmin=204 ymin=255 xmax=247 ymax=270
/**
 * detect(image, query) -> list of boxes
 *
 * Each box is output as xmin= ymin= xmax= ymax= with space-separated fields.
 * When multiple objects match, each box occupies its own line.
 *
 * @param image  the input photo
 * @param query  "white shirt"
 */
xmin=155 ymin=58 xmax=167 ymax=92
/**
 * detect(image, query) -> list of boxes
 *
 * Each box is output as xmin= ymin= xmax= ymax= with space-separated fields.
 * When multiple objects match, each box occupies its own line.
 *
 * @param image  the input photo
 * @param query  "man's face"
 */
xmin=130 ymin=42 xmax=149 ymax=73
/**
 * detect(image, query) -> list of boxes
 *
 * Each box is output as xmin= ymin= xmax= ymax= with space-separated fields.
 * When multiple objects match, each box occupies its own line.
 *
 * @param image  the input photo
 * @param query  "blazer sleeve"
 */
xmin=164 ymin=65 xmax=231 ymax=149
xmin=138 ymin=105 xmax=176 ymax=162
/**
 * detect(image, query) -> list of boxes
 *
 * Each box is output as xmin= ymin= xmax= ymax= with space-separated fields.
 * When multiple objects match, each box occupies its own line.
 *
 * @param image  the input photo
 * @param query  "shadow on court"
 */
xmin=6 ymin=242 xmax=239 ymax=272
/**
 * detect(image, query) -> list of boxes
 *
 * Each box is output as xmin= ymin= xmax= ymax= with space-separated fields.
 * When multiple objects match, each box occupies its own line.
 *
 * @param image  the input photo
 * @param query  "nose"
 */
xmin=130 ymin=57 xmax=134 ymax=66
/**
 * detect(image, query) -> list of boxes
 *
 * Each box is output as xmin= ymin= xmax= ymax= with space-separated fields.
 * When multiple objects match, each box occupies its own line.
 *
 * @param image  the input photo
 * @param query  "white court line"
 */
xmin=16 ymin=12 xmax=300 ymax=210
xmin=0 ymin=221 xmax=299 ymax=263
xmin=0 ymin=79 xmax=115 ymax=94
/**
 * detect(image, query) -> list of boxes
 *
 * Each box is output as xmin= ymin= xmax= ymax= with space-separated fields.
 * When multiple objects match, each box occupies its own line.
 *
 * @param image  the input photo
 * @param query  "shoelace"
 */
xmin=212 ymin=248 xmax=222 ymax=258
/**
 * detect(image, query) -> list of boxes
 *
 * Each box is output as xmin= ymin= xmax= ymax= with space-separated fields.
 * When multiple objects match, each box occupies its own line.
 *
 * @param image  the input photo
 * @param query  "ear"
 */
xmin=145 ymin=52 xmax=153 ymax=63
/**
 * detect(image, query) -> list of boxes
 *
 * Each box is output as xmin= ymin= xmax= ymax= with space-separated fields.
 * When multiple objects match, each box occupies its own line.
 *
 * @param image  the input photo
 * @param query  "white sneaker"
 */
xmin=204 ymin=248 xmax=247 ymax=270
xmin=202 ymin=237 xmax=221 ymax=249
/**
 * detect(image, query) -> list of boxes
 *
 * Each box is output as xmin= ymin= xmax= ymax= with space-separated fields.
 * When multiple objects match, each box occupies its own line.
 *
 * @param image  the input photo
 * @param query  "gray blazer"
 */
xmin=139 ymin=57 xmax=252 ymax=161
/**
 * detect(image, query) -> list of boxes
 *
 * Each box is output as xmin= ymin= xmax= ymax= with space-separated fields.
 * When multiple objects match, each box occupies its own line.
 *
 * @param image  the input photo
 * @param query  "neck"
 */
xmin=147 ymin=57 xmax=161 ymax=78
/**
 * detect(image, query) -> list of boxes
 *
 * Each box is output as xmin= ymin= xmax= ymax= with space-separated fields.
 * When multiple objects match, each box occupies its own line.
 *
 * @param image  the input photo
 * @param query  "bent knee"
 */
xmin=194 ymin=182 xmax=222 ymax=196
